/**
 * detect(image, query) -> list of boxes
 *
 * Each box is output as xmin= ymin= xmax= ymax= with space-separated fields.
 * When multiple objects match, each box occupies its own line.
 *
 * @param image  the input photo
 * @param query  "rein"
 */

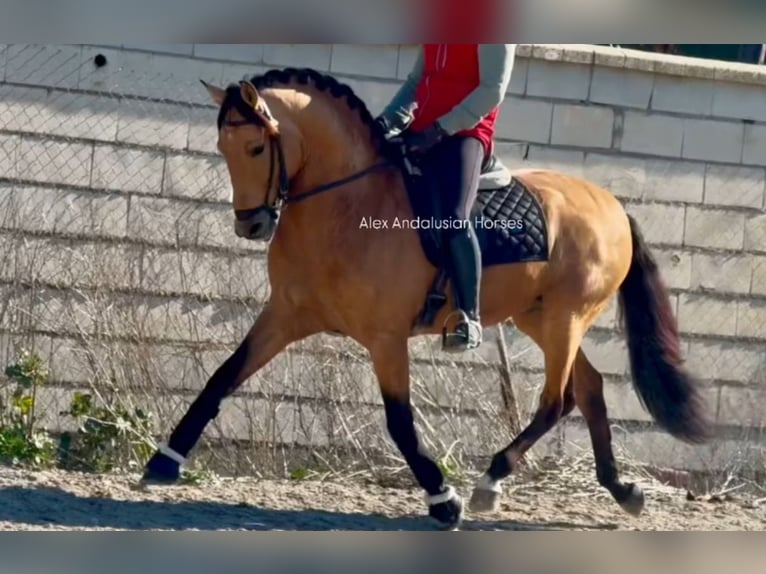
xmin=284 ymin=160 xmax=392 ymax=205
xmin=221 ymin=88 xmax=394 ymax=223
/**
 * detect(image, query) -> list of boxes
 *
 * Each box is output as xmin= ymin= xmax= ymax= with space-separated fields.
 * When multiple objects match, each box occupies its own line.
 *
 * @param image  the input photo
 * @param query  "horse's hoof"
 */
xmin=468 ymin=487 xmax=500 ymax=513
xmin=140 ymin=452 xmax=181 ymax=485
xmin=428 ymin=496 xmax=463 ymax=530
xmin=618 ymin=483 xmax=645 ymax=517
xmin=426 ymin=486 xmax=463 ymax=530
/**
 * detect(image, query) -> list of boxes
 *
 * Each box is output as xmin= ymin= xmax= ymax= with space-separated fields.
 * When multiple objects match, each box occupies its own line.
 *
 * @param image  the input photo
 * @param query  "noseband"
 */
xmin=219 ymin=85 xmax=392 ymax=226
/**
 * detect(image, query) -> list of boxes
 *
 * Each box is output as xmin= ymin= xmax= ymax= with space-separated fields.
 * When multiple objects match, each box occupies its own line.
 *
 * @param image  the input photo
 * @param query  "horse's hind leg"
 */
xmin=469 ymin=305 xmax=584 ymax=512
xmin=572 ymin=348 xmax=645 ymax=516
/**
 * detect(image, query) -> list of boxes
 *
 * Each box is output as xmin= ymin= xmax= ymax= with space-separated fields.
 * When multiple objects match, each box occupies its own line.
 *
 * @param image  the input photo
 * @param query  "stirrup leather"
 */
xmin=441 ymin=310 xmax=483 ymax=352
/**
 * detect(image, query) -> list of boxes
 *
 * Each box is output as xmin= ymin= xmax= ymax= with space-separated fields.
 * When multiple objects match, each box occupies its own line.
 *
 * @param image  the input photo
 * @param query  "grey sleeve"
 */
xmin=436 ymin=44 xmax=516 ymax=135
xmin=378 ymin=46 xmax=424 ymax=131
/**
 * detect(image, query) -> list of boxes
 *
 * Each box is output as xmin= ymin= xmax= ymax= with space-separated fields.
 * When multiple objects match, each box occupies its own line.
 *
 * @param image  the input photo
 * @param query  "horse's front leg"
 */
xmin=368 ymin=333 xmax=463 ymax=529
xmin=142 ymin=299 xmax=313 ymax=484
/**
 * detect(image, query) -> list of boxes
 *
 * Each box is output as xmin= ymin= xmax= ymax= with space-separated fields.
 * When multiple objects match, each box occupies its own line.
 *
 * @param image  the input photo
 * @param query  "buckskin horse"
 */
xmin=141 ymin=68 xmax=712 ymax=529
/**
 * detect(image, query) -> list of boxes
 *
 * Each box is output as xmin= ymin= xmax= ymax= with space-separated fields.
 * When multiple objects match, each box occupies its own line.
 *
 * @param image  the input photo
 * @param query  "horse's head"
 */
xmin=204 ymin=79 xmax=303 ymax=241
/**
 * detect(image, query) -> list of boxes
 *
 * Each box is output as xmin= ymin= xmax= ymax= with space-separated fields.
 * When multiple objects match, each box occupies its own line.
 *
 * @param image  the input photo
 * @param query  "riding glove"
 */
xmin=404 ymin=121 xmax=447 ymax=154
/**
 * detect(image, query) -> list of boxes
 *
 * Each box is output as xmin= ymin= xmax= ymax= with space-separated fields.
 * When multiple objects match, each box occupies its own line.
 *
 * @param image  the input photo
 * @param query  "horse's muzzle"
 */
xmin=234 ymin=207 xmax=277 ymax=241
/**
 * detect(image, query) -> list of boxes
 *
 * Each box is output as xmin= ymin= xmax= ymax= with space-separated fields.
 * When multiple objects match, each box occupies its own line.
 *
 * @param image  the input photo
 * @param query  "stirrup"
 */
xmin=441 ymin=310 xmax=483 ymax=353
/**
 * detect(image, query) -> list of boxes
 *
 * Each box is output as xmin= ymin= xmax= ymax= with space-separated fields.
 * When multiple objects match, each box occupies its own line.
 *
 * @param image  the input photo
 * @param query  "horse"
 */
xmin=140 ymin=67 xmax=713 ymax=530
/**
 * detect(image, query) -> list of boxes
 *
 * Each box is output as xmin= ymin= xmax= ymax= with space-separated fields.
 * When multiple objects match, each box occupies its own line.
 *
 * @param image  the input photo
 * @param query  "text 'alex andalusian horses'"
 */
xmin=140 ymin=68 xmax=712 ymax=529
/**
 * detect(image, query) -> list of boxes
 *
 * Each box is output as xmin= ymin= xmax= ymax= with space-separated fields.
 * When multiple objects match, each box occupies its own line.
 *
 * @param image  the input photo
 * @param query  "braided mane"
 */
xmin=218 ymin=67 xmax=403 ymax=164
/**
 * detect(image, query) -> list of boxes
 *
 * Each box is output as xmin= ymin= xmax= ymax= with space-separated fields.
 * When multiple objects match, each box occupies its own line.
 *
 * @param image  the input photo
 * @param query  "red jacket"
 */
xmin=409 ymin=44 xmax=500 ymax=156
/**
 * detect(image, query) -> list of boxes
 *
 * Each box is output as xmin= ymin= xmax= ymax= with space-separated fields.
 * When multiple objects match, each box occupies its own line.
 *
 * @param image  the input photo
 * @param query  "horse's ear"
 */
xmin=200 ymin=79 xmax=226 ymax=106
xmin=239 ymin=80 xmax=260 ymax=108
xmin=239 ymin=79 xmax=280 ymax=135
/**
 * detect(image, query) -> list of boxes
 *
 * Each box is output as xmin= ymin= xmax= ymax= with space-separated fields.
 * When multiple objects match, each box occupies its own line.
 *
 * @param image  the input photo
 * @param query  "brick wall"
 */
xmin=0 ymin=43 xmax=765 ymax=475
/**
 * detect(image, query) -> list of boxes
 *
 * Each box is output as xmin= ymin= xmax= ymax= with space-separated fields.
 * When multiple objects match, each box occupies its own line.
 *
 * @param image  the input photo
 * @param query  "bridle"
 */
xmin=219 ymin=80 xmax=393 ymax=226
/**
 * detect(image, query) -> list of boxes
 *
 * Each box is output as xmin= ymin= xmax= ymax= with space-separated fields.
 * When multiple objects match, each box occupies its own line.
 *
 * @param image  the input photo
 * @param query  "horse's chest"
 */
xmin=274 ymin=259 xmax=359 ymax=305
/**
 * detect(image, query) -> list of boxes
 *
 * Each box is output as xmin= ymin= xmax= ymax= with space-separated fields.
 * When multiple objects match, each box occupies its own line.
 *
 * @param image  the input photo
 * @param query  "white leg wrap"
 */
xmin=425 ymin=485 xmax=458 ymax=506
xmin=158 ymin=442 xmax=186 ymax=466
xmin=475 ymin=473 xmax=503 ymax=494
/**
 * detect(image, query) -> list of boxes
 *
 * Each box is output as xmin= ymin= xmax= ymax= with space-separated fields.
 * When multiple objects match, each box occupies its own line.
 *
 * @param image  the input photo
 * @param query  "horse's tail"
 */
xmin=616 ymin=214 xmax=713 ymax=444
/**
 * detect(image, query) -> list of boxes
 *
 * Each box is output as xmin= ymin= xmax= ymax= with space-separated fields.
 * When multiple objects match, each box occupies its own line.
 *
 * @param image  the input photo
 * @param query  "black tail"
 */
xmin=617 ymin=214 xmax=713 ymax=443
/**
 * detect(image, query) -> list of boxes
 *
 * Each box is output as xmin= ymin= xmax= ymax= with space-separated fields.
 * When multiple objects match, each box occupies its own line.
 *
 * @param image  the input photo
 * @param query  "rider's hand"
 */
xmin=404 ymin=121 xmax=447 ymax=154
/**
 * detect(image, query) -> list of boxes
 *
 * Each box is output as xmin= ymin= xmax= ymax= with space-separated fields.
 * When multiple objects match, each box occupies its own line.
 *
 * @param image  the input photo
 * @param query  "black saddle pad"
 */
xmin=405 ymin=172 xmax=550 ymax=270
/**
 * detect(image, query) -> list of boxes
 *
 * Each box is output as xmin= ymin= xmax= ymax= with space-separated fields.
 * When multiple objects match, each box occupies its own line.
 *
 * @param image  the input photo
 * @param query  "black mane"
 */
xmin=217 ymin=67 xmax=403 ymax=164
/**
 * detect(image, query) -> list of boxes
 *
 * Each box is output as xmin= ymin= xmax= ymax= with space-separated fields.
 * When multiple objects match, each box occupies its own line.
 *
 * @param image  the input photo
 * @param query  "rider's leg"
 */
xmin=428 ymin=135 xmax=485 ymax=351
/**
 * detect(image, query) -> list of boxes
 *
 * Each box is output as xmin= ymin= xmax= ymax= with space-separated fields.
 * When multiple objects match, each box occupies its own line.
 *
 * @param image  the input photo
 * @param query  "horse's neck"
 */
xmin=291 ymin=93 xmax=381 ymax=188
xmin=279 ymin=159 xmax=408 ymax=257
xmin=275 ymin=91 xmax=408 ymax=254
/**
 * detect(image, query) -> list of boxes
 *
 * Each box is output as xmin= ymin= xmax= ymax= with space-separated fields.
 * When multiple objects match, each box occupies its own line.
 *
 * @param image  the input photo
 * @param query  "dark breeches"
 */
xmin=422 ymin=134 xmax=485 ymax=317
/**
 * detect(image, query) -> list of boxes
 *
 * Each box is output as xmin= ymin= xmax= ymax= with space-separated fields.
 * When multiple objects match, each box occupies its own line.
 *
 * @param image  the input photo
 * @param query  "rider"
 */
xmin=375 ymin=44 xmax=516 ymax=352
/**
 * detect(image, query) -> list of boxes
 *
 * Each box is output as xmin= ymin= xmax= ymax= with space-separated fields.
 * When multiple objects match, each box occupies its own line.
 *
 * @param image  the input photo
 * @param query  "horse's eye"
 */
xmin=248 ymin=144 xmax=265 ymax=157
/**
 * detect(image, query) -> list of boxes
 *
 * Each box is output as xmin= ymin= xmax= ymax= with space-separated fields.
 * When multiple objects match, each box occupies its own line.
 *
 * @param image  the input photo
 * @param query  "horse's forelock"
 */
xmin=217 ymin=84 xmax=274 ymax=133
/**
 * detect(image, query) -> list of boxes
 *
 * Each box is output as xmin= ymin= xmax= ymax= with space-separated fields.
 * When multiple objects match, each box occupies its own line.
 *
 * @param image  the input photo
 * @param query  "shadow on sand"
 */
xmin=0 ymin=484 xmax=618 ymax=531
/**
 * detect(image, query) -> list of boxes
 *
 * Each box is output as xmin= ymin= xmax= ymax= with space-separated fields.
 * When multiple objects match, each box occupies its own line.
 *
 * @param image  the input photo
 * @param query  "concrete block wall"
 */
xmin=1 ymin=43 xmax=765 ymax=475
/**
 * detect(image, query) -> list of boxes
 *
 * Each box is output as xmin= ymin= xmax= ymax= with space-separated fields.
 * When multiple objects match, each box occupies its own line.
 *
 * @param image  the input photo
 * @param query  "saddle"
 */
xmin=398 ymin=148 xmax=550 ymax=329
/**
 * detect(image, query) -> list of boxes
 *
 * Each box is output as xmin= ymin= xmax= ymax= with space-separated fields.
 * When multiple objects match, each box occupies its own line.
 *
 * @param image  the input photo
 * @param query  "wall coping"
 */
xmin=518 ymin=43 xmax=766 ymax=86
xmin=99 ymin=43 xmax=766 ymax=87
